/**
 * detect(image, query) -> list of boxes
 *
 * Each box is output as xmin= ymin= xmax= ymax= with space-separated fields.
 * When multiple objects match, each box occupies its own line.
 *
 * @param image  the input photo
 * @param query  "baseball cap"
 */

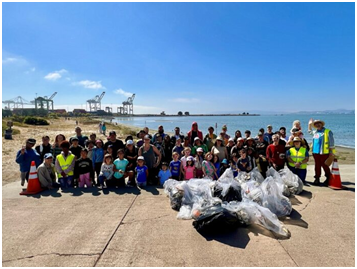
xmin=197 ymin=147 xmax=204 ymax=152
xmin=138 ymin=156 xmax=145 ymax=161
xmin=258 ymin=131 xmax=263 ymax=136
xmin=187 ymin=156 xmax=194 ymax=161
xmin=194 ymin=137 xmax=201 ymax=141
xmin=44 ymin=153 xmax=53 ymax=159
xmin=221 ymin=159 xmax=228 ymax=164
xmin=71 ymin=137 xmax=79 ymax=141
xmin=126 ymin=140 xmax=134 ymax=145
xmin=26 ymin=138 xmax=36 ymax=144
xmin=109 ymin=131 xmax=116 ymax=136
xmin=267 ymin=125 xmax=272 ymax=128
xmin=228 ymin=138 xmax=234 ymax=142
xmin=144 ymin=135 xmax=150 ymax=140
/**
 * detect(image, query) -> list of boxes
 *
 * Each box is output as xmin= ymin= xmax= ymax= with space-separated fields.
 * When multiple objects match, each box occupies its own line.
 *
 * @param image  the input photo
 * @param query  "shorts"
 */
xmin=137 ymin=181 xmax=147 ymax=188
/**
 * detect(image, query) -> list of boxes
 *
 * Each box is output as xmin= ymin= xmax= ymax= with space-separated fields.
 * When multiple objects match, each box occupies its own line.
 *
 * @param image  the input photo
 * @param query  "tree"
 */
xmin=161 ymin=111 xmax=166 ymax=115
xmin=242 ymin=112 xmax=246 ymax=115
xmin=178 ymin=111 xmax=183 ymax=116
xmin=184 ymin=111 xmax=190 ymax=116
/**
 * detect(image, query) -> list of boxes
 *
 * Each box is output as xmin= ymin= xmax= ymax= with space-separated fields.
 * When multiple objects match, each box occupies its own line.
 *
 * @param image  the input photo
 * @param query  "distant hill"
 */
xmin=291 ymin=109 xmax=355 ymax=115
xmin=213 ymin=109 xmax=355 ymax=115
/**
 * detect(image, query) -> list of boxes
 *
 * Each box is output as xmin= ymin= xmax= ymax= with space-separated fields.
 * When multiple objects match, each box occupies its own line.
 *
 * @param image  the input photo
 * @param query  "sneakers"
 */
xmin=312 ymin=177 xmax=320 ymax=186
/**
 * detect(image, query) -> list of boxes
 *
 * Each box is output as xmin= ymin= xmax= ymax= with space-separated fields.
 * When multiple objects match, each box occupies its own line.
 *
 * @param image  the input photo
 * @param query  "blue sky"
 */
xmin=2 ymin=2 xmax=355 ymax=114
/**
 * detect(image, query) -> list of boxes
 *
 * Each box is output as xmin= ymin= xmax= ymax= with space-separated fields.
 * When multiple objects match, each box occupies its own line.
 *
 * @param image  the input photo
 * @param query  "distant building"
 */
xmin=73 ymin=109 xmax=87 ymax=114
xmin=52 ymin=109 xmax=67 ymax=114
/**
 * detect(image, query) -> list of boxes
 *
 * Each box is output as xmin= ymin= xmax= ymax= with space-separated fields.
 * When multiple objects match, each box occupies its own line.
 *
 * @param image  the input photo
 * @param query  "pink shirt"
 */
xmin=184 ymin=166 xmax=195 ymax=180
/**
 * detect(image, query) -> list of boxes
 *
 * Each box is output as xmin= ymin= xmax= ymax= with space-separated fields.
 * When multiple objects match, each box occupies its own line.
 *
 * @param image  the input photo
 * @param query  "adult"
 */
xmin=73 ymin=126 xmax=88 ymax=147
xmin=279 ymin=127 xmax=289 ymax=142
xmin=266 ymin=134 xmax=286 ymax=171
xmin=182 ymin=136 xmax=192 ymax=149
xmin=286 ymin=137 xmax=309 ymax=183
xmin=124 ymin=139 xmax=138 ymax=186
xmin=98 ymin=122 xmax=103 ymax=134
xmin=264 ymin=125 xmax=274 ymax=144
xmin=151 ymin=125 xmax=167 ymax=144
xmin=226 ymin=138 xmax=235 ymax=160
xmin=55 ymin=140 xmax=76 ymax=189
xmin=16 ymin=138 xmax=42 ymax=186
xmin=37 ymin=153 xmax=58 ymax=189
xmin=187 ymin=122 xmax=203 ymax=146
xmin=104 ymin=131 xmax=125 ymax=159
xmin=102 ymin=123 xmax=107 ymax=136
xmin=51 ymin=134 xmax=66 ymax=164
xmin=170 ymin=127 xmax=184 ymax=145
xmin=255 ymin=131 xmax=269 ymax=178
xmin=233 ymin=130 xmax=242 ymax=143
xmin=211 ymin=137 xmax=228 ymax=163
xmin=143 ymin=127 xmax=152 ymax=140
xmin=136 ymin=130 xmax=146 ymax=148
xmin=308 ymin=119 xmax=335 ymax=186
xmin=203 ymin=126 xmax=217 ymax=151
xmin=244 ymin=137 xmax=256 ymax=150
xmin=138 ymin=135 xmax=162 ymax=185
xmin=161 ymin=135 xmax=174 ymax=164
xmin=191 ymin=137 xmax=208 ymax=156
xmin=35 ymin=135 xmax=52 ymax=162
xmin=231 ymin=137 xmax=245 ymax=157
xmin=221 ymin=125 xmax=230 ymax=145
xmin=244 ymin=130 xmax=251 ymax=139
xmin=89 ymin=133 xmax=97 ymax=144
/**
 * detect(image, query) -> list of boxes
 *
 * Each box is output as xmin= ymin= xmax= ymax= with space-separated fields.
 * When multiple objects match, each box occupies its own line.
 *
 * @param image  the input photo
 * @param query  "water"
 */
xmin=113 ymin=114 xmax=355 ymax=148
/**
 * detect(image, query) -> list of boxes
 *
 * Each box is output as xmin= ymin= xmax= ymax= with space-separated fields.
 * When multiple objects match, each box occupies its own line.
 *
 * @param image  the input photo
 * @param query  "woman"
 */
xmin=286 ymin=137 xmax=309 ymax=183
xmin=51 ymin=134 xmax=66 ymax=164
xmin=191 ymin=137 xmax=208 ymax=156
xmin=161 ymin=135 xmax=174 ymax=164
xmin=211 ymin=137 xmax=228 ymax=163
xmin=187 ymin=122 xmax=203 ymax=146
xmin=138 ymin=135 xmax=161 ymax=185
xmin=233 ymin=130 xmax=242 ymax=143
xmin=182 ymin=136 xmax=192 ymax=149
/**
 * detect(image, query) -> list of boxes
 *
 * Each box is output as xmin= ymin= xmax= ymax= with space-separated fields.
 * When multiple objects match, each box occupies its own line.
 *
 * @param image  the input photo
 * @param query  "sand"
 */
xmin=2 ymin=117 xmax=355 ymax=186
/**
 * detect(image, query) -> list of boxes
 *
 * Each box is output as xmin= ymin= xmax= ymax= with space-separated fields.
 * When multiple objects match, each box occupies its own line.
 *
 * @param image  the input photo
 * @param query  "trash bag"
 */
xmin=177 ymin=205 xmax=192 ymax=220
xmin=278 ymin=168 xmax=304 ymax=195
xmin=260 ymin=176 xmax=292 ymax=217
xmin=236 ymin=171 xmax=251 ymax=184
xmin=241 ymin=180 xmax=264 ymax=205
xmin=266 ymin=167 xmax=290 ymax=197
xmin=249 ymin=167 xmax=265 ymax=184
xmin=192 ymin=204 xmax=242 ymax=233
xmin=163 ymin=179 xmax=184 ymax=211
xmin=219 ymin=167 xmax=235 ymax=181
xmin=223 ymin=201 xmax=291 ymax=238
xmin=213 ymin=178 xmax=242 ymax=202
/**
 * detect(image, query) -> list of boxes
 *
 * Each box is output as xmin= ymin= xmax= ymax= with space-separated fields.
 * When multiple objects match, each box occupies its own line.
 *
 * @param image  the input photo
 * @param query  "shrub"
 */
xmin=23 ymin=116 xmax=49 ymax=125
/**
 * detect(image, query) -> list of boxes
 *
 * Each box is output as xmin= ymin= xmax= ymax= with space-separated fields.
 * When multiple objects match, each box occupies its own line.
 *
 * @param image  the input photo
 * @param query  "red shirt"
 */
xmin=266 ymin=144 xmax=286 ymax=166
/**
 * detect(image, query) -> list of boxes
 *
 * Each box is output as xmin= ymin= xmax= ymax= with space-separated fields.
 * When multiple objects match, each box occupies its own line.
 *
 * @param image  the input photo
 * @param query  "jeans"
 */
xmin=59 ymin=176 xmax=74 ymax=189
xmin=288 ymin=166 xmax=307 ymax=182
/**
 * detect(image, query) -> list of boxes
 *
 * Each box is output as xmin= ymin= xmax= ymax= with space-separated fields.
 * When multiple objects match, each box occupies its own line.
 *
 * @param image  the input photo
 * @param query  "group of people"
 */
xmin=16 ymin=118 xmax=335 ymax=190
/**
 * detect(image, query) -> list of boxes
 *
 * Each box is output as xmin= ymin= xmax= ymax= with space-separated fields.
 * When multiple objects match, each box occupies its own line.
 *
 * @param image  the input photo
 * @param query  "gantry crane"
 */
xmin=86 ymin=92 xmax=105 ymax=112
xmin=31 ymin=92 xmax=57 ymax=110
xmin=118 ymin=94 xmax=135 ymax=115
xmin=2 ymin=96 xmax=32 ymax=110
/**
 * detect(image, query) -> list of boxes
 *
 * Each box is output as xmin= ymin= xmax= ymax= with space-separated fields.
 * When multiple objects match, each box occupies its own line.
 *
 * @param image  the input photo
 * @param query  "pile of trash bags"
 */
xmin=164 ymin=167 xmax=304 ymax=239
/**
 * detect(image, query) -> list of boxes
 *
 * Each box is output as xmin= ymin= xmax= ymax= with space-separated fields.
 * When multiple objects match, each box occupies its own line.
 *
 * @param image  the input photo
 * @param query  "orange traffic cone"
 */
xmin=328 ymin=159 xmax=348 ymax=190
xmin=19 ymin=161 xmax=43 ymax=195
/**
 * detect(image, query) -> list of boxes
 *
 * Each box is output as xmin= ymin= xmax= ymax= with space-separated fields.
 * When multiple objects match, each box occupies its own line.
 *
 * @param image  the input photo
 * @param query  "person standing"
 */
xmin=187 ymin=122 xmax=203 ymax=146
xmin=255 ymin=131 xmax=269 ymax=178
xmin=35 ymin=136 xmax=52 ymax=162
xmin=16 ymin=138 xmax=42 ymax=186
xmin=104 ymin=131 xmax=125 ymax=159
xmin=264 ymin=125 xmax=274 ymax=144
xmin=138 ymin=135 xmax=161 ymax=185
xmin=203 ymin=126 xmax=217 ymax=151
xmin=220 ymin=125 xmax=230 ymax=145
xmin=308 ymin=119 xmax=335 ymax=186
xmin=151 ymin=125 xmax=167 ymax=144
xmin=266 ymin=134 xmax=286 ymax=171
xmin=286 ymin=137 xmax=309 ymax=183
xmin=74 ymin=126 xmax=88 ymax=147
xmin=170 ymin=127 xmax=184 ymax=145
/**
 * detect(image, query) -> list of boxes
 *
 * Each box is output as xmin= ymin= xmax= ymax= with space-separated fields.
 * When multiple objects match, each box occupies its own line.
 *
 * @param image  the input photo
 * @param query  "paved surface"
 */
xmin=2 ymin=165 xmax=355 ymax=267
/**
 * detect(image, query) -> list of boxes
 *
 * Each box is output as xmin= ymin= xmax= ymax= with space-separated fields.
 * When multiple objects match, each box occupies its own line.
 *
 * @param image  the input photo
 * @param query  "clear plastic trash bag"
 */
xmin=213 ymin=177 xmax=242 ymax=202
xmin=278 ymin=168 xmax=304 ymax=195
xmin=163 ymin=179 xmax=184 ymax=211
xmin=266 ymin=167 xmax=290 ymax=197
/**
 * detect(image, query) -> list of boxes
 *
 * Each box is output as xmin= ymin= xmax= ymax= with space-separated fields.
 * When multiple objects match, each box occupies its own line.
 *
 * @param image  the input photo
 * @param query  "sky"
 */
xmin=2 ymin=2 xmax=355 ymax=114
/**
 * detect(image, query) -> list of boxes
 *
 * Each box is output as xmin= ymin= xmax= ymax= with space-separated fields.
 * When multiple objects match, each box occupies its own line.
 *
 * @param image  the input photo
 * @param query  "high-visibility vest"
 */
xmin=57 ymin=154 xmax=75 ymax=178
xmin=288 ymin=147 xmax=307 ymax=169
xmin=322 ymin=128 xmax=336 ymax=154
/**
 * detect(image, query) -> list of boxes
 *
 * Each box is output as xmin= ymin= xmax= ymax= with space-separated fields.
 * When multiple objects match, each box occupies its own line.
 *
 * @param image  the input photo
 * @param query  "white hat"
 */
xmin=197 ymin=147 xmax=204 ymax=152
xmin=137 ymin=156 xmax=145 ymax=161
xmin=126 ymin=140 xmax=134 ymax=145
xmin=194 ymin=137 xmax=201 ymax=141
xmin=228 ymin=138 xmax=234 ymax=142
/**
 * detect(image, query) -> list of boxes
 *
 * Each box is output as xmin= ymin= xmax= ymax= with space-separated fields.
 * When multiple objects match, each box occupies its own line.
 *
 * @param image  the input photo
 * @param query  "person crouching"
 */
xmin=74 ymin=148 xmax=95 ymax=188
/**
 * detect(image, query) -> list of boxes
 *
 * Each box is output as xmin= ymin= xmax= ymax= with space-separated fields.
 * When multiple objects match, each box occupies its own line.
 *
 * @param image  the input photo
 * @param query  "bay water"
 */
xmin=113 ymin=114 xmax=355 ymax=148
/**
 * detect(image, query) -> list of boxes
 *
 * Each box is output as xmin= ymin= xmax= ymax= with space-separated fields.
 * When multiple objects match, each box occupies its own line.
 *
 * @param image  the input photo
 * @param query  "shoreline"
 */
xmin=112 ymin=114 xmax=260 ymax=117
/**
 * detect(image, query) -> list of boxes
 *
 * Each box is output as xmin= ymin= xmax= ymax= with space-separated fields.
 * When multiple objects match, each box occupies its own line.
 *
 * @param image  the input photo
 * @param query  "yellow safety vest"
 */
xmin=288 ymin=147 xmax=307 ymax=169
xmin=322 ymin=128 xmax=336 ymax=154
xmin=57 ymin=154 xmax=75 ymax=178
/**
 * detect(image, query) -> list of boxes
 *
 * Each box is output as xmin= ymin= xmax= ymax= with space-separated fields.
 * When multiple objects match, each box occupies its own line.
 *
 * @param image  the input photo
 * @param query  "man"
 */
xmin=286 ymin=137 xmax=309 ymax=183
xmin=69 ymin=137 xmax=84 ymax=160
xmin=203 ymin=126 xmax=217 ymax=151
xmin=264 ymin=125 xmax=274 ymax=144
xmin=151 ymin=125 xmax=167 ymax=144
xmin=55 ymin=140 xmax=76 ymax=189
xmin=279 ymin=127 xmax=289 ymax=142
xmin=244 ymin=130 xmax=251 ymax=139
xmin=231 ymin=137 xmax=245 ymax=157
xmin=308 ymin=119 xmax=335 ymax=186
xmin=104 ymin=131 xmax=125 ymax=159
xmin=170 ymin=127 xmax=185 ymax=145
xmin=266 ymin=134 xmax=286 ymax=171
xmin=16 ymin=138 xmax=42 ymax=186
xmin=221 ymin=125 xmax=230 ymax=145
xmin=136 ymin=130 xmax=146 ymax=148
xmin=37 ymin=153 xmax=58 ymax=189
xmin=35 ymin=135 xmax=52 ymax=162
xmin=73 ymin=126 xmax=88 ymax=147
xmin=255 ymin=132 xmax=269 ymax=178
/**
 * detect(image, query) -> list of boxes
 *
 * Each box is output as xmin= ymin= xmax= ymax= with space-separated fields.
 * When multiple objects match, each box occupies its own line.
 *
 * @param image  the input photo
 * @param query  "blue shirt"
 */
xmin=16 ymin=148 xmax=42 ymax=172
xmin=135 ymin=165 xmax=148 ymax=183
xmin=170 ymin=160 xmax=181 ymax=177
xmin=158 ymin=169 xmax=172 ymax=185
xmin=92 ymin=147 xmax=104 ymax=164
xmin=113 ymin=158 xmax=129 ymax=179
xmin=312 ymin=129 xmax=324 ymax=154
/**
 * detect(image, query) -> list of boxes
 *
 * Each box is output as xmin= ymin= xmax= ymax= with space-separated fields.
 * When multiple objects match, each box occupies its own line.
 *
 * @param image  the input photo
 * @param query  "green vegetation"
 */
xmin=23 ymin=116 xmax=50 ymax=125
xmin=2 ymin=120 xmax=20 ymax=137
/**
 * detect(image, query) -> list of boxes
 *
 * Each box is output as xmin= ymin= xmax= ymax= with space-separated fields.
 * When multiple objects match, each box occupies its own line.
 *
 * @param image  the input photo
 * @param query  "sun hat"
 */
xmin=138 ymin=156 xmax=145 ymax=161
xmin=126 ymin=140 xmax=134 ymax=145
xmin=44 ymin=153 xmax=53 ymax=159
xmin=267 ymin=125 xmax=272 ymax=128
xmin=293 ymin=137 xmax=302 ymax=142
xmin=216 ymin=136 xmax=223 ymax=141
xmin=197 ymin=147 xmax=204 ymax=152
xmin=313 ymin=120 xmax=325 ymax=128
xmin=228 ymin=138 xmax=234 ymax=142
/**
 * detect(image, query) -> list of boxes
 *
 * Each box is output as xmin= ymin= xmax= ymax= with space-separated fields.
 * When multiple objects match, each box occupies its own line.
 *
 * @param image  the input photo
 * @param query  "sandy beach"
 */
xmin=2 ymin=117 xmax=355 ymax=186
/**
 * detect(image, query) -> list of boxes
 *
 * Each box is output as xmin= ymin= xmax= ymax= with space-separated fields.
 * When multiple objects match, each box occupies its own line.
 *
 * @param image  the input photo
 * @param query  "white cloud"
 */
xmin=44 ymin=69 xmax=68 ymax=81
xmin=25 ymin=67 xmax=36 ymax=74
xmin=113 ymin=88 xmax=133 ymax=98
xmin=75 ymin=80 xmax=105 ymax=89
xmin=2 ymin=57 xmax=19 ymax=64
xmin=172 ymin=98 xmax=200 ymax=103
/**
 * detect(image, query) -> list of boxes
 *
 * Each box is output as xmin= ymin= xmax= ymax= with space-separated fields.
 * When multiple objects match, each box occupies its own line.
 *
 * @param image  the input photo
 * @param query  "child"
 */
xmin=98 ymin=154 xmax=114 ymax=188
xmin=170 ymin=152 xmax=181 ymax=180
xmin=246 ymin=147 xmax=256 ymax=169
xmin=180 ymin=147 xmax=191 ymax=180
xmin=158 ymin=162 xmax=172 ymax=186
xmin=69 ymin=137 xmax=84 ymax=160
xmin=202 ymin=152 xmax=218 ymax=180
xmin=74 ymin=148 xmax=95 ymax=188
xmin=220 ymin=158 xmax=229 ymax=176
xmin=92 ymin=140 xmax=104 ymax=186
xmin=184 ymin=156 xmax=196 ymax=180
xmin=172 ymin=138 xmax=184 ymax=159
xmin=230 ymin=153 xmax=239 ymax=177
xmin=135 ymin=156 xmax=148 ymax=188
xmin=290 ymin=120 xmax=304 ymax=139
xmin=213 ymin=154 xmax=221 ymax=180
xmin=112 ymin=149 xmax=129 ymax=188
xmin=194 ymin=148 xmax=204 ymax=178
xmin=237 ymin=149 xmax=252 ymax=173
